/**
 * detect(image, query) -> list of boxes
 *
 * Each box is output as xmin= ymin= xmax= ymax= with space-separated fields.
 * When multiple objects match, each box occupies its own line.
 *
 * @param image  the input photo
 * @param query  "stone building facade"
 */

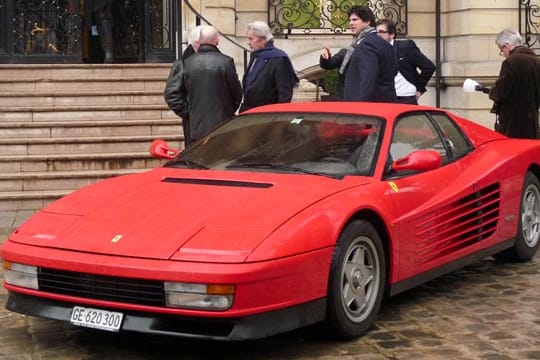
xmin=183 ymin=0 xmax=538 ymax=128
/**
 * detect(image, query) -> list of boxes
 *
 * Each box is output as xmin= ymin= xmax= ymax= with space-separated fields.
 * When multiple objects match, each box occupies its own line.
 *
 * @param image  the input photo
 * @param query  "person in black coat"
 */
xmin=489 ymin=29 xmax=540 ymax=139
xmin=239 ymin=21 xmax=298 ymax=112
xmin=376 ymin=19 xmax=435 ymax=104
xmin=164 ymin=26 xmax=201 ymax=147
xmin=339 ymin=6 xmax=397 ymax=102
xmin=179 ymin=26 xmax=243 ymax=142
xmin=375 ymin=19 xmax=435 ymax=105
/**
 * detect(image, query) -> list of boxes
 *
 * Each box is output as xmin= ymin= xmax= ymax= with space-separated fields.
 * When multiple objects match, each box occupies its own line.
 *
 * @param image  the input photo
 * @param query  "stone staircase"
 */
xmin=0 ymin=64 xmax=182 ymax=212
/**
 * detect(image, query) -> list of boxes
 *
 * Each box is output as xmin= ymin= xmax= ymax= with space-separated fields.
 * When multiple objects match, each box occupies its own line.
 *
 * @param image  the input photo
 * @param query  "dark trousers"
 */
xmin=396 ymin=95 xmax=418 ymax=105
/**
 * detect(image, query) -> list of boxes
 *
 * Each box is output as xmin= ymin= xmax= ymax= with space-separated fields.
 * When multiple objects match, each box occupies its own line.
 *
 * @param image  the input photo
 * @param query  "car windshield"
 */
xmin=165 ymin=112 xmax=384 ymax=178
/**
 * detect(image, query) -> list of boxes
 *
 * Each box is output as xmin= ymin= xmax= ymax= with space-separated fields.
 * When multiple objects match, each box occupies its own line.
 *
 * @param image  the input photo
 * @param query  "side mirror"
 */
xmin=150 ymin=139 xmax=180 ymax=160
xmin=392 ymin=149 xmax=442 ymax=172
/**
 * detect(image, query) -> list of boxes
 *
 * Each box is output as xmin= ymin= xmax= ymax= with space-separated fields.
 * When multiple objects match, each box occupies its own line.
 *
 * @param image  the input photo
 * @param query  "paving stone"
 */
xmin=0 ymin=220 xmax=539 ymax=359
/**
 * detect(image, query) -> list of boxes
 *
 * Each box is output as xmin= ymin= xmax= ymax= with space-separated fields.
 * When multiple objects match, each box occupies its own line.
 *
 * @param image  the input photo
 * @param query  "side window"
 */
xmin=390 ymin=114 xmax=448 ymax=162
xmin=432 ymin=113 xmax=474 ymax=159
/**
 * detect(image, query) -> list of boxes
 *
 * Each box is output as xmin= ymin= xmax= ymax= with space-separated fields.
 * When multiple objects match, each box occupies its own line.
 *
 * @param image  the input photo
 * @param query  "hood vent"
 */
xmin=415 ymin=183 xmax=501 ymax=264
xmin=162 ymin=177 xmax=273 ymax=188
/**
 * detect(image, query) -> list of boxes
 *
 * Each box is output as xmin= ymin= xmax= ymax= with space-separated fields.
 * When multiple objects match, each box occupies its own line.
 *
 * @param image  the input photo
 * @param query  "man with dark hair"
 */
xmin=489 ymin=29 xmax=540 ymax=139
xmin=338 ymin=5 xmax=397 ymax=102
xmin=375 ymin=19 xmax=435 ymax=105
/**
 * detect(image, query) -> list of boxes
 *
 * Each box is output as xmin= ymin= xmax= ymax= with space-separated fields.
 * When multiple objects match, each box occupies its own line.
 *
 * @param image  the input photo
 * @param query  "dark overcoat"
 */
xmin=182 ymin=44 xmax=242 ymax=141
xmin=489 ymin=46 xmax=540 ymax=139
xmin=343 ymin=31 xmax=397 ymax=102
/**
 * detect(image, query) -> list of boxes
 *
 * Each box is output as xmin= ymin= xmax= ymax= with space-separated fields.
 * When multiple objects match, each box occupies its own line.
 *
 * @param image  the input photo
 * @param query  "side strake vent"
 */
xmin=162 ymin=178 xmax=273 ymax=188
xmin=415 ymin=183 xmax=501 ymax=264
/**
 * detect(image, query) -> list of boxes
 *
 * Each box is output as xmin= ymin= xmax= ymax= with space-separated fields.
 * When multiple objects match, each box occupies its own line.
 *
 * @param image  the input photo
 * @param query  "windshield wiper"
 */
xmin=225 ymin=163 xmax=337 ymax=178
xmin=166 ymin=159 xmax=209 ymax=169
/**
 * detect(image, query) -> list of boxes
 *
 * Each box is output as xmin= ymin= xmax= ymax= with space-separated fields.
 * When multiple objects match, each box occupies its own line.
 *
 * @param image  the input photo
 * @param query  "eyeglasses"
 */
xmin=498 ymin=44 xmax=507 ymax=56
xmin=377 ymin=30 xmax=389 ymax=34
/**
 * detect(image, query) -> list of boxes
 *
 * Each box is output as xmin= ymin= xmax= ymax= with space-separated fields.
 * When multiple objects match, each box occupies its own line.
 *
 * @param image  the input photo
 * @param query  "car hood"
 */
xmin=12 ymin=168 xmax=367 ymax=263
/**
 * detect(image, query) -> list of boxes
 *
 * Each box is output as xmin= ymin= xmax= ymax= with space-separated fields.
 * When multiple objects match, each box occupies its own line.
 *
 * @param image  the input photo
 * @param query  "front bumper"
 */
xmin=6 ymin=291 xmax=326 ymax=341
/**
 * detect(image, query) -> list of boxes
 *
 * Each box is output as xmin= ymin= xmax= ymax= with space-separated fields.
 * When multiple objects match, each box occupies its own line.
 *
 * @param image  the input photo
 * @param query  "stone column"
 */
xmin=440 ymin=0 xmax=518 ymax=127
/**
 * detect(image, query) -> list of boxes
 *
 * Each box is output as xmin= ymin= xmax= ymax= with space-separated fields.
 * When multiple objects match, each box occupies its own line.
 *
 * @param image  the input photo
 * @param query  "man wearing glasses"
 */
xmin=375 ymin=19 xmax=435 ymax=105
xmin=489 ymin=29 xmax=540 ymax=139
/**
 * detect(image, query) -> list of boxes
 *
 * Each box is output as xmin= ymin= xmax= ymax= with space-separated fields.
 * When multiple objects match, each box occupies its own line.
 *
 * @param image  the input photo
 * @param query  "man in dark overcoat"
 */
xmin=180 ymin=26 xmax=243 ymax=142
xmin=239 ymin=21 xmax=298 ymax=112
xmin=340 ymin=6 xmax=397 ymax=102
xmin=489 ymin=29 xmax=540 ymax=139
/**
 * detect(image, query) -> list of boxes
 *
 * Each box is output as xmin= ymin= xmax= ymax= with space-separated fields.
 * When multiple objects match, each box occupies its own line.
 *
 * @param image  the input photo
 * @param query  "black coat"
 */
xmin=489 ymin=46 xmax=540 ymax=139
xmin=343 ymin=32 xmax=397 ymax=102
xmin=240 ymin=48 xmax=297 ymax=112
xmin=394 ymin=39 xmax=435 ymax=93
xmin=181 ymin=44 xmax=243 ymax=141
xmin=164 ymin=45 xmax=196 ymax=145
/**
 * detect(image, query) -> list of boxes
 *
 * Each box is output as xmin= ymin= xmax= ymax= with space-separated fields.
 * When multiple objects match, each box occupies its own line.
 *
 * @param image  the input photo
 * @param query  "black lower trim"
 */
xmin=389 ymin=238 xmax=515 ymax=296
xmin=5 ymin=292 xmax=326 ymax=341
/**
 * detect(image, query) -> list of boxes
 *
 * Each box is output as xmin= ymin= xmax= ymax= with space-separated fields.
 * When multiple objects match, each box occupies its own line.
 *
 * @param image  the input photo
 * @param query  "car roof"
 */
xmin=242 ymin=102 xmax=442 ymax=120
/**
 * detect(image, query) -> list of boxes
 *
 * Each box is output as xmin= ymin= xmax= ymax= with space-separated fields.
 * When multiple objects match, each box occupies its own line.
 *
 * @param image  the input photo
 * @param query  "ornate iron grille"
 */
xmin=12 ymin=0 xmax=80 ymax=56
xmin=269 ymin=0 xmax=407 ymax=36
xmin=148 ymin=0 xmax=173 ymax=51
xmin=520 ymin=0 xmax=540 ymax=54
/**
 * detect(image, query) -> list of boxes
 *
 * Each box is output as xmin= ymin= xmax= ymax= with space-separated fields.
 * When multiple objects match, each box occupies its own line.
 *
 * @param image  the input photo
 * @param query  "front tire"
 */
xmin=326 ymin=220 xmax=386 ymax=339
xmin=498 ymin=172 xmax=540 ymax=261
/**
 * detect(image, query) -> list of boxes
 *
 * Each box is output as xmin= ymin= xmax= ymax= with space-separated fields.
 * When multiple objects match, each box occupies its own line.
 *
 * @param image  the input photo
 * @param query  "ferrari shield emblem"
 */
xmin=111 ymin=235 xmax=123 ymax=243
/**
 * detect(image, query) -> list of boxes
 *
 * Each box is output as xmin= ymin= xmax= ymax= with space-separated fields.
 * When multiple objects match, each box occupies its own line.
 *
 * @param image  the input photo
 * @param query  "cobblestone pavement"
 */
xmin=1 ymin=211 xmax=540 ymax=360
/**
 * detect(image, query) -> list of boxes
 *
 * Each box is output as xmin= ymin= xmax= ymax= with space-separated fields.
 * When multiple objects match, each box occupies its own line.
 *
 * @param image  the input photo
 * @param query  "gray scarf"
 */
xmin=339 ymin=26 xmax=376 ymax=75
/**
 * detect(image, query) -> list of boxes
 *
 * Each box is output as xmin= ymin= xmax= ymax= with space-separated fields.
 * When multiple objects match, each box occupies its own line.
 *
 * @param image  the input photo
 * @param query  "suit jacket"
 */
xmin=343 ymin=31 xmax=397 ymax=102
xmin=394 ymin=39 xmax=435 ymax=93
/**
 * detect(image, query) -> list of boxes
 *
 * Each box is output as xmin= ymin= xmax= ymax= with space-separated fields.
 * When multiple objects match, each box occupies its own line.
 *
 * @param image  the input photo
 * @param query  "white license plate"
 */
xmin=70 ymin=306 xmax=123 ymax=332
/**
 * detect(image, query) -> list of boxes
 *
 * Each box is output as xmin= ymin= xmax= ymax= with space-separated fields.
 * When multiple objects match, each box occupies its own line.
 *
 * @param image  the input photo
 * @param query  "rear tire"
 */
xmin=326 ymin=220 xmax=386 ymax=339
xmin=497 ymin=172 xmax=540 ymax=261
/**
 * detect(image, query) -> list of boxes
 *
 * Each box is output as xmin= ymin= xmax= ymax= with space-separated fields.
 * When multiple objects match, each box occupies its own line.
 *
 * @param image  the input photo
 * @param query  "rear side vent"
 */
xmin=415 ymin=183 xmax=501 ymax=264
xmin=162 ymin=177 xmax=273 ymax=188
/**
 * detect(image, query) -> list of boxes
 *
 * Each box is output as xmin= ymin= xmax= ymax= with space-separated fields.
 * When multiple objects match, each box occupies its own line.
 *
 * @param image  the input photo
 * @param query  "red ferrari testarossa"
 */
xmin=2 ymin=102 xmax=539 ymax=340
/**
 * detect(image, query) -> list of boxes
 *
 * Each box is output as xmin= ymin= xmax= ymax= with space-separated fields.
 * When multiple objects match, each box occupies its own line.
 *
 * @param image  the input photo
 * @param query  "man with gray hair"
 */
xmin=489 ymin=29 xmax=540 ymax=139
xmin=177 ymin=25 xmax=242 ymax=143
xmin=239 ymin=21 xmax=298 ymax=112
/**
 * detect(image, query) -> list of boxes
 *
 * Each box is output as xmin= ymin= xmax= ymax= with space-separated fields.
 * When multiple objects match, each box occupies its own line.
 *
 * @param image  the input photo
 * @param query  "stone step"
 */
xmin=0 ymin=189 xmax=68 ymax=211
xmin=0 ymin=152 xmax=169 ymax=173
xmin=0 ymin=135 xmax=182 ymax=155
xmin=0 ymin=90 xmax=167 ymax=108
xmin=0 ymin=64 xmax=173 ymax=79
xmin=0 ymin=119 xmax=181 ymax=139
xmin=0 ymin=63 xmax=179 ymax=214
xmin=0 ymin=105 xmax=177 ymax=123
xmin=0 ymin=169 xmax=143 ymax=192
xmin=0 ymin=77 xmax=167 ymax=93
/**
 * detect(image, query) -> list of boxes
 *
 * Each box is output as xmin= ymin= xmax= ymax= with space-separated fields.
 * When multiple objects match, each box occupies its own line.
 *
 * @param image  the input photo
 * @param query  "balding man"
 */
xmin=181 ymin=25 xmax=242 ymax=143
